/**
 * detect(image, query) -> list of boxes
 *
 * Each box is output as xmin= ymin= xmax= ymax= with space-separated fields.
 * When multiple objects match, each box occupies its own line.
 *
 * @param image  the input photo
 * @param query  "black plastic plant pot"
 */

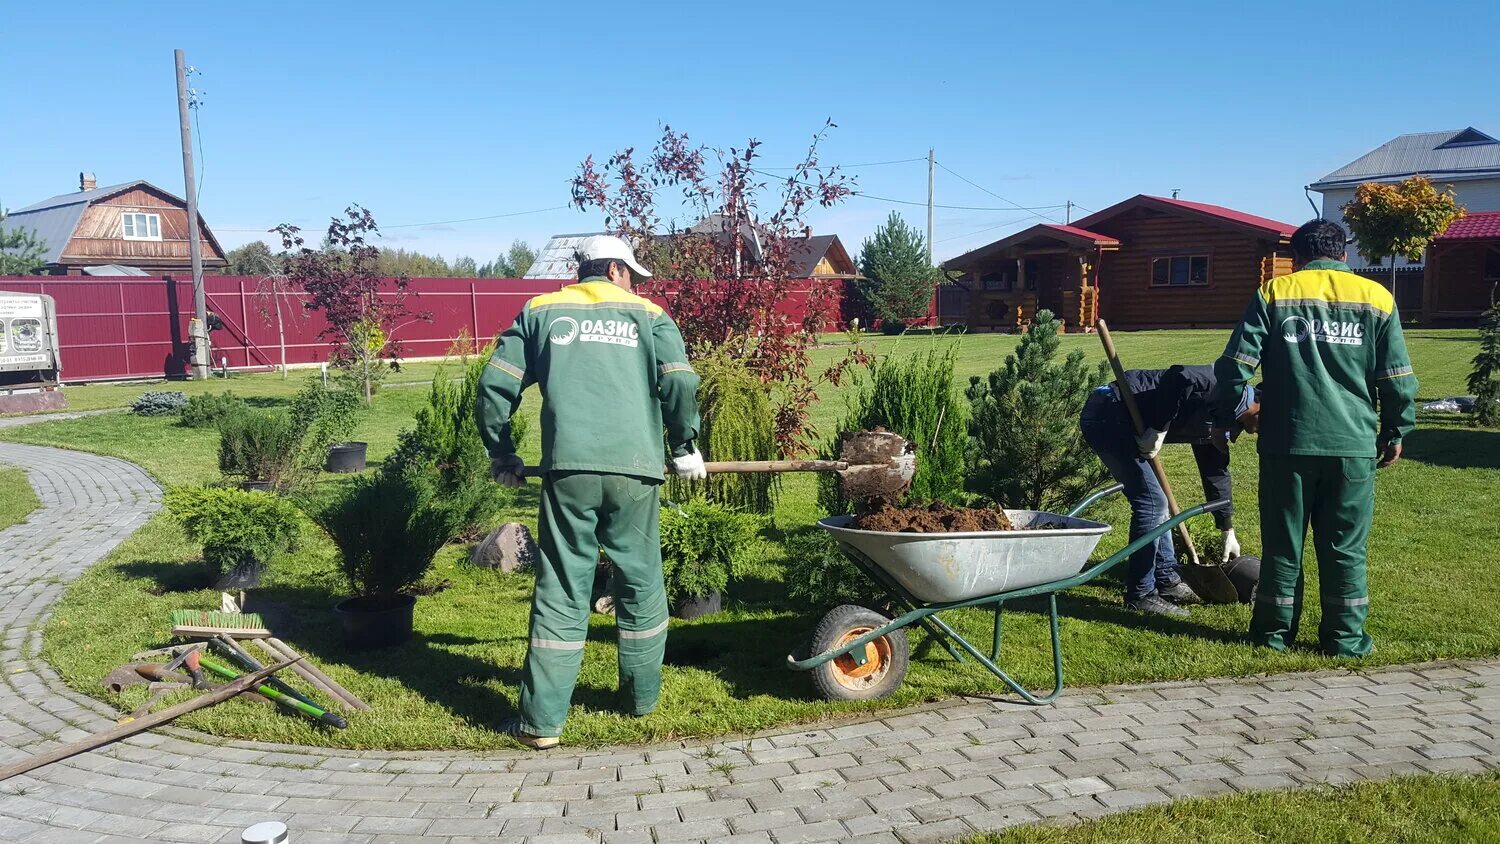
xmin=325 ymin=442 xmax=369 ymax=474
xmin=673 ymin=592 xmax=722 ymax=621
xmin=1224 ymin=554 xmax=1261 ymax=604
xmin=334 ymin=593 xmax=416 ymax=650
xmin=239 ymin=480 xmax=273 ymax=493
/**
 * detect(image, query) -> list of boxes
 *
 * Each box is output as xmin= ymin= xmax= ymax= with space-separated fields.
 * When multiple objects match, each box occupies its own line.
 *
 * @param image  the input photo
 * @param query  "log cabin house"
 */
xmin=2 ymin=174 xmax=226 ymax=276
xmin=1424 ymin=212 xmax=1500 ymax=326
xmin=941 ymin=194 xmax=1295 ymax=330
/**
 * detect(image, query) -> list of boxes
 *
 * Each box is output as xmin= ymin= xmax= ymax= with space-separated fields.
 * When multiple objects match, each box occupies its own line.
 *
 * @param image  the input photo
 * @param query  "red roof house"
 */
xmin=943 ymin=194 xmax=1295 ymax=330
xmin=1424 ymin=212 xmax=1500 ymax=325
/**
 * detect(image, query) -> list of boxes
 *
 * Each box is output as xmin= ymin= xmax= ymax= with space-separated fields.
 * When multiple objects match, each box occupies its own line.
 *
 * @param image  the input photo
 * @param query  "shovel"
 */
xmin=1096 ymin=321 xmax=1239 ymax=604
xmin=518 ymin=430 xmax=917 ymax=505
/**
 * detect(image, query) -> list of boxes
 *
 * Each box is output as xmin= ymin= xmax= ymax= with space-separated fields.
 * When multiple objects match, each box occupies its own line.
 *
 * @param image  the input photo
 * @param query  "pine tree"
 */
xmin=0 ymin=210 xmax=48 ymax=275
xmin=857 ymin=212 xmax=940 ymax=332
xmin=1469 ymin=285 xmax=1500 ymax=428
xmin=965 ymin=310 xmax=1110 ymax=511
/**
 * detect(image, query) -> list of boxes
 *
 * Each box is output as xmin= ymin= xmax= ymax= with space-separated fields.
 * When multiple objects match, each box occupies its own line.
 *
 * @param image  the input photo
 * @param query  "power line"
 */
xmin=934 ymin=215 xmax=1039 ymax=244
xmin=215 ymin=203 xmax=573 ymax=233
xmin=933 ymin=161 xmax=1065 ymax=224
xmin=755 ymin=156 xmax=927 ymax=172
xmin=850 ymin=191 xmax=1067 ymax=213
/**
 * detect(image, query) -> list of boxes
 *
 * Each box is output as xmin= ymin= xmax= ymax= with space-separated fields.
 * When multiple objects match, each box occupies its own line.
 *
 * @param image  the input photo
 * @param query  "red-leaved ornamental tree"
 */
xmin=571 ymin=121 xmax=865 ymax=453
xmin=274 ymin=205 xmax=427 ymax=404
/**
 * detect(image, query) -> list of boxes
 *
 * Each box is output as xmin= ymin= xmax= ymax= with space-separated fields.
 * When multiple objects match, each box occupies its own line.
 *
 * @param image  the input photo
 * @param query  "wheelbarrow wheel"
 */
xmin=809 ymin=604 xmax=908 ymax=702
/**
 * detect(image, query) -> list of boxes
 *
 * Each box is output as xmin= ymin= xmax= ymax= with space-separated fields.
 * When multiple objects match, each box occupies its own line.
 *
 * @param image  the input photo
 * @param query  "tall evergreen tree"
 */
xmin=1469 ymin=286 xmax=1500 ymax=427
xmin=965 ymin=310 xmax=1109 ymax=510
xmin=857 ymin=212 xmax=939 ymax=332
xmin=0 ymin=210 xmax=48 ymax=275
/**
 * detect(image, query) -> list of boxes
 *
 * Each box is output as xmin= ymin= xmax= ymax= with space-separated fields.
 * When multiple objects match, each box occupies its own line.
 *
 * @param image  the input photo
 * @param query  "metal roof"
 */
xmin=81 ymin=264 xmax=152 ymax=276
xmin=1310 ymin=128 xmax=1500 ymax=190
xmin=2 ymin=179 xmax=224 ymax=267
xmin=0 ymin=203 xmax=86 ymax=265
xmin=522 ymin=232 xmax=604 ymax=279
xmin=1073 ymin=194 xmax=1295 ymax=239
xmin=942 ymin=223 xmax=1121 ymax=270
xmin=1435 ymin=211 xmax=1500 ymax=242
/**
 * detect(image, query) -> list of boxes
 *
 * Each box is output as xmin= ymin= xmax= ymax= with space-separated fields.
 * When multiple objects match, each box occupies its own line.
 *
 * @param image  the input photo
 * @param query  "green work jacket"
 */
xmin=476 ymin=278 xmax=701 ymax=480
xmin=1210 ymin=260 xmax=1417 ymax=458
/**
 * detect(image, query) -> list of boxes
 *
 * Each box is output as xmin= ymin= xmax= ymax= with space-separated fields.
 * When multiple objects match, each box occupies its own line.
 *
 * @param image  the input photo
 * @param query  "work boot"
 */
xmin=502 ymin=719 xmax=559 ymax=750
xmin=1157 ymin=581 xmax=1202 ymax=605
xmin=1125 ymin=594 xmax=1190 ymax=618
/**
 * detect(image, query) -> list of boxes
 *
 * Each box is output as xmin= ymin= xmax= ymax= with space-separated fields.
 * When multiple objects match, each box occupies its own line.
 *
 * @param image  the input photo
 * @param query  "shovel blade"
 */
xmin=1178 ymin=562 xmax=1240 ymax=605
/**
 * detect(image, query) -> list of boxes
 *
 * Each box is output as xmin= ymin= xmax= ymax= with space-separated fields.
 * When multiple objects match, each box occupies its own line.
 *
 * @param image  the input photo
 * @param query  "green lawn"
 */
xmin=963 ymin=773 xmax=1500 ymax=843
xmin=0 ymin=466 xmax=39 ymax=530
xmin=8 ymin=329 xmax=1499 ymax=750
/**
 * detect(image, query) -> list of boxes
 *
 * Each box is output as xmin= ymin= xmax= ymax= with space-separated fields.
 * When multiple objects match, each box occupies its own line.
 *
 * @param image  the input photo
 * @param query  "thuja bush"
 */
xmin=216 ymin=410 xmax=303 ymax=489
xmin=179 ymin=392 xmax=249 ymax=429
xmin=385 ymin=346 xmax=522 ymax=538
xmin=659 ymin=502 xmax=758 ymax=603
xmin=164 ymin=486 xmax=302 ymax=578
xmin=819 ymin=344 xmax=967 ymax=514
xmin=667 ymin=348 xmax=779 ymax=514
xmin=783 ymin=530 xmax=881 ymax=610
xmin=966 ymin=310 xmax=1109 ymax=512
xmin=1469 ymin=292 xmax=1500 ymax=428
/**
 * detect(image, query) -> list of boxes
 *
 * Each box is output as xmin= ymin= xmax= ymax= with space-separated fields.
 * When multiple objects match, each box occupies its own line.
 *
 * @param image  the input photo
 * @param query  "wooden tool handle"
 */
xmin=1096 ymin=320 xmax=1201 ymax=565
xmin=519 ymin=459 xmax=848 ymax=478
xmin=702 ymin=460 xmax=847 ymax=473
xmin=0 ymin=659 xmax=296 ymax=782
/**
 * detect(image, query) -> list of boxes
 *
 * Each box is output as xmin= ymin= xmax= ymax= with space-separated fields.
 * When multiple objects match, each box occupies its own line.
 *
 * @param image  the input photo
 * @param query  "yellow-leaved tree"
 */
xmin=1342 ymin=176 xmax=1466 ymax=291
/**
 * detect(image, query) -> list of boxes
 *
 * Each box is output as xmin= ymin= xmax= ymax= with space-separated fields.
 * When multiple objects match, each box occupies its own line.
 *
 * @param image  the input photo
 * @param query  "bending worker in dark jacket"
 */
xmin=1081 ymin=365 xmax=1260 ymax=617
xmin=1210 ymin=219 xmax=1417 ymax=657
xmin=475 ymin=235 xmax=703 ymax=748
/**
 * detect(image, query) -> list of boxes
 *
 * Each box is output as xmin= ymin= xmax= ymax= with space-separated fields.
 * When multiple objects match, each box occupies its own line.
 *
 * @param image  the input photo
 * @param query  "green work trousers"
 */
xmin=1252 ymin=454 xmax=1377 ymax=657
xmin=518 ymin=472 xmax=667 ymax=738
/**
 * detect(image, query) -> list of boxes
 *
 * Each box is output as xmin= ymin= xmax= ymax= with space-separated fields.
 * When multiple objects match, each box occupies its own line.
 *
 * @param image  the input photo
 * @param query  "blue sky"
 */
xmin=3 ymin=1 xmax=1497 ymax=264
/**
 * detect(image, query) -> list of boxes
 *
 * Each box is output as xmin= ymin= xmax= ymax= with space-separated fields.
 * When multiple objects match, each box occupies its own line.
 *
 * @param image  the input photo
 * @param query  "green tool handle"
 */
xmin=198 ymin=654 xmax=348 ymax=729
xmin=207 ymin=637 xmax=321 ymax=710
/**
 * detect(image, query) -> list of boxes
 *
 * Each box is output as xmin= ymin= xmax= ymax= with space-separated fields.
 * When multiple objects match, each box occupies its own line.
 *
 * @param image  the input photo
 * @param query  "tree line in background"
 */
xmin=224 ymin=238 xmax=537 ymax=279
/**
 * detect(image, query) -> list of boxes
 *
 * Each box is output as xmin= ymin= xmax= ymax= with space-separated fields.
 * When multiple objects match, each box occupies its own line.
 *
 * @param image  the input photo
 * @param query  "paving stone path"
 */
xmin=0 ymin=435 xmax=1496 ymax=844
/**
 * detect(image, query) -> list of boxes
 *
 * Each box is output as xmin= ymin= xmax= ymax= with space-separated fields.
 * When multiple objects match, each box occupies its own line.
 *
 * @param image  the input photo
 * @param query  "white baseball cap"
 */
xmin=575 ymin=235 xmax=652 ymax=278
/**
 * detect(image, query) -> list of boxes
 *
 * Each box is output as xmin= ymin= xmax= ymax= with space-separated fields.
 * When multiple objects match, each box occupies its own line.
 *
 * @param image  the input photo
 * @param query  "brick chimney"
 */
xmin=80 ymin=172 xmax=97 ymax=191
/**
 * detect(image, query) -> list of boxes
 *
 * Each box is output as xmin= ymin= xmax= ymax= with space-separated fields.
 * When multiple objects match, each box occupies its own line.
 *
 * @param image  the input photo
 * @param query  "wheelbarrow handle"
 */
xmin=1067 ymin=484 xmax=1126 ymax=518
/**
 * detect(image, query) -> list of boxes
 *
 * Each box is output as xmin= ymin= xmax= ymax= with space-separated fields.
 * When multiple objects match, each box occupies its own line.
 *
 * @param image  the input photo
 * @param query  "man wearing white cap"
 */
xmin=476 ymin=235 xmax=703 ymax=748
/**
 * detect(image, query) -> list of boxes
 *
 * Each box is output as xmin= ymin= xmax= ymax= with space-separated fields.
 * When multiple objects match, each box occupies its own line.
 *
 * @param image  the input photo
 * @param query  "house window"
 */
xmin=1150 ymin=255 xmax=1210 ymax=287
xmin=1024 ymin=259 xmax=1040 ymax=291
xmin=121 ymin=212 xmax=161 ymax=241
xmin=981 ymin=268 xmax=1013 ymax=291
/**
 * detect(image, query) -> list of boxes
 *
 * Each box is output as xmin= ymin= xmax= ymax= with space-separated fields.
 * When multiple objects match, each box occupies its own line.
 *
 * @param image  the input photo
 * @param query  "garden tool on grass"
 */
xmin=197 ymin=653 xmax=348 ymax=729
xmin=1096 ymin=321 xmax=1239 ymax=604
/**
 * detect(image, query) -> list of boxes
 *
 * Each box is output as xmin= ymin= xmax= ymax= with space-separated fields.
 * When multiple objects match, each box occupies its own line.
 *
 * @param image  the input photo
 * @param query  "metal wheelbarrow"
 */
xmin=787 ymin=485 xmax=1229 ymax=704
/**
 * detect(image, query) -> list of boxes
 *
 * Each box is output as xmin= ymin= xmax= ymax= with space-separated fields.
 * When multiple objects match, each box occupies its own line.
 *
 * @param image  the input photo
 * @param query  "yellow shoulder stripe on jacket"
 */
xmin=528 ymin=281 xmax=664 ymax=315
xmin=1261 ymin=268 xmax=1395 ymax=316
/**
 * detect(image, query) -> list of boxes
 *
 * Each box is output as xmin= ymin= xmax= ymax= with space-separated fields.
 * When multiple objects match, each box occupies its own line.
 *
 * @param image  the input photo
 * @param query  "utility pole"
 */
xmin=175 ymin=49 xmax=209 ymax=380
xmin=926 ymin=148 xmax=935 ymax=264
xmin=1066 ymin=201 xmax=1073 ymax=224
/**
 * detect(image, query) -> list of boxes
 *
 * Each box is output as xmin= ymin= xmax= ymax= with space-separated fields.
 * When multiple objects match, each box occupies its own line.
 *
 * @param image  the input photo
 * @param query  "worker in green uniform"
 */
xmin=476 ymin=235 xmax=703 ymax=748
xmin=1210 ymin=219 xmax=1417 ymax=657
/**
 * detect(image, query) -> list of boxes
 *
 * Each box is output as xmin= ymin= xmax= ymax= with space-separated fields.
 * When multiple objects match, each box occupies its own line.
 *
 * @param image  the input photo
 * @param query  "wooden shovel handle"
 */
xmin=519 ymin=460 xmax=849 ymax=478
xmin=1096 ymin=320 xmax=1201 ymax=565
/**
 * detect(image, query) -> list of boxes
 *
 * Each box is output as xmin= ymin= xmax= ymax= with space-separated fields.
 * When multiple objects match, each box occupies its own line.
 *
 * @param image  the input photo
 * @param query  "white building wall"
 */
xmin=1318 ymin=177 xmax=1500 ymax=271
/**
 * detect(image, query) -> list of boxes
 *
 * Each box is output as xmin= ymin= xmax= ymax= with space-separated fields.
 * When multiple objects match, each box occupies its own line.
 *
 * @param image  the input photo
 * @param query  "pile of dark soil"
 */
xmin=854 ymin=502 xmax=1016 ymax=533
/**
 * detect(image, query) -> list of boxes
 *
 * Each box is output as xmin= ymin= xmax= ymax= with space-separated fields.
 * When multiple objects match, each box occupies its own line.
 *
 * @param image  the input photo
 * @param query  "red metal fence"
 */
xmin=0 ymin=275 xmax=861 ymax=382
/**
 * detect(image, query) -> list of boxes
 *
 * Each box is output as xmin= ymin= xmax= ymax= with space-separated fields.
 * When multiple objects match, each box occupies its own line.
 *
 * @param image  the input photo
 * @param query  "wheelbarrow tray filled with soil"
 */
xmin=819 ymin=510 xmax=1111 ymax=603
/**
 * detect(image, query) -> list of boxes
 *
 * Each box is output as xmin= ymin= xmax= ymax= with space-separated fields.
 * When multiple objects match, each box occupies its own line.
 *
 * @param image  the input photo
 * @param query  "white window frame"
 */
xmin=121 ymin=212 xmax=162 ymax=241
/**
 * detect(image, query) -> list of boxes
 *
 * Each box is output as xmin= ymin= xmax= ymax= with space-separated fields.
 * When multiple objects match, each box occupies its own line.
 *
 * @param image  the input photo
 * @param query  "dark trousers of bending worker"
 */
xmin=518 ymin=472 xmax=669 ymax=738
xmin=1254 ymin=455 xmax=1376 ymax=657
xmin=1080 ymin=389 xmax=1184 ymax=601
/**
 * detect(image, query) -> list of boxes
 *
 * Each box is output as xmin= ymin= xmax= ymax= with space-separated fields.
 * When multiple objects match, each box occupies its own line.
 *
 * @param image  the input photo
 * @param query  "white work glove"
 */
xmin=490 ymin=454 xmax=526 ymax=488
xmin=1222 ymin=528 xmax=1241 ymax=561
xmin=1136 ymin=428 xmax=1167 ymax=459
xmin=670 ymin=448 xmax=707 ymax=481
